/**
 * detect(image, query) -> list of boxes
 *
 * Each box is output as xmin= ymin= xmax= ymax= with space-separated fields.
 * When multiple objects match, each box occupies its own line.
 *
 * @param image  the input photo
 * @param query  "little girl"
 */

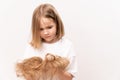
xmin=22 ymin=3 xmax=77 ymax=80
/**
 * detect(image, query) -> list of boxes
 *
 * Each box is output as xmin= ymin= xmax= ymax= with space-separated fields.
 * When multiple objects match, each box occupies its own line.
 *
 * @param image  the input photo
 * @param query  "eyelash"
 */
xmin=48 ymin=26 xmax=52 ymax=29
xmin=39 ymin=26 xmax=53 ymax=31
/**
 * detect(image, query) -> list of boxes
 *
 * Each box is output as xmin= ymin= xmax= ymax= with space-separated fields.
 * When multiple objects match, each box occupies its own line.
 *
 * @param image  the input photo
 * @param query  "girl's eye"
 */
xmin=47 ymin=26 xmax=52 ymax=29
xmin=39 ymin=28 xmax=43 ymax=31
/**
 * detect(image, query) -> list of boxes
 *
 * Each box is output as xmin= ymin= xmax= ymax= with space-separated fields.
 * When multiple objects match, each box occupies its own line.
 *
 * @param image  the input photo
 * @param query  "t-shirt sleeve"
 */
xmin=66 ymin=43 xmax=78 ymax=80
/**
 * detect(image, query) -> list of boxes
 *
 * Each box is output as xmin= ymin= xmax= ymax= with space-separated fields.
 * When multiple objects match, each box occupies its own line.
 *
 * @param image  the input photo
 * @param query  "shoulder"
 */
xmin=60 ymin=37 xmax=73 ymax=47
xmin=22 ymin=43 xmax=39 ymax=59
xmin=58 ymin=37 xmax=75 ymax=52
xmin=60 ymin=37 xmax=76 ymax=57
xmin=25 ymin=43 xmax=34 ymax=49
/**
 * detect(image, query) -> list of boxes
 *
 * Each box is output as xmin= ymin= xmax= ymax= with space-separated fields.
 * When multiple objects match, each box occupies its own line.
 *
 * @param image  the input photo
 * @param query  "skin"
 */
xmin=39 ymin=17 xmax=57 ymax=43
xmin=55 ymin=70 xmax=73 ymax=80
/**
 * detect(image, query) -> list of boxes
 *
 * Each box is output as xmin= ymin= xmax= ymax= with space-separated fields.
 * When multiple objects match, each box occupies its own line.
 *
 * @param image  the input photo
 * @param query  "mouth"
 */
xmin=45 ymin=36 xmax=51 ymax=38
xmin=44 ymin=36 xmax=51 ymax=39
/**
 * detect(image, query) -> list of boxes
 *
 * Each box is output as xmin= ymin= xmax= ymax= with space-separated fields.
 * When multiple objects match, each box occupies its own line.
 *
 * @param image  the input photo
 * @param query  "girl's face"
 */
xmin=39 ymin=17 xmax=57 ymax=43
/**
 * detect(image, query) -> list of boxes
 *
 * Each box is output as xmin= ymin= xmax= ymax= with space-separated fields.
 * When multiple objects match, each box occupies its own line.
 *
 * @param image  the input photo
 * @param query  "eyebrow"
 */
xmin=40 ymin=25 xmax=53 ymax=29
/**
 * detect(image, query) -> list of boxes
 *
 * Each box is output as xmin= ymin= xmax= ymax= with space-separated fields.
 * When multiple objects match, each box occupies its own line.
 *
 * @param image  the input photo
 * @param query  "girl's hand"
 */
xmin=58 ymin=71 xmax=73 ymax=80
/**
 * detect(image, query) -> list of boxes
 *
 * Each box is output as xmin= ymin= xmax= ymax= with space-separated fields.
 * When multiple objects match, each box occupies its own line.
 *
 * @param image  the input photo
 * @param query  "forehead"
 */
xmin=40 ymin=17 xmax=55 ymax=28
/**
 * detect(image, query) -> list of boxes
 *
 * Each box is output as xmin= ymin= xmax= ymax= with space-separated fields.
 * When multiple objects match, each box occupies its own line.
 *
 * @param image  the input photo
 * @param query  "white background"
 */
xmin=0 ymin=0 xmax=120 ymax=80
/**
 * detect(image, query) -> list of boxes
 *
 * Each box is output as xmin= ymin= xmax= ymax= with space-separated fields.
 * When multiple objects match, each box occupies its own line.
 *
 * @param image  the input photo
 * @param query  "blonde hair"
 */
xmin=16 ymin=57 xmax=43 ymax=80
xmin=30 ymin=3 xmax=64 ymax=49
xmin=16 ymin=53 xmax=69 ymax=80
xmin=41 ymin=53 xmax=69 ymax=80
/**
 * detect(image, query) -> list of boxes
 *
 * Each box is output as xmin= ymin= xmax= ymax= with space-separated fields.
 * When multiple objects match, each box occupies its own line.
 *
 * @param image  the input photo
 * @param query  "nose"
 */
xmin=43 ymin=30 xmax=49 ymax=35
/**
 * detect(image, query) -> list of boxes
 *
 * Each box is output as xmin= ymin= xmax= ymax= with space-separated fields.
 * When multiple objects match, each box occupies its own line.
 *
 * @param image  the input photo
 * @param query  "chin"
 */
xmin=45 ymin=39 xmax=54 ymax=43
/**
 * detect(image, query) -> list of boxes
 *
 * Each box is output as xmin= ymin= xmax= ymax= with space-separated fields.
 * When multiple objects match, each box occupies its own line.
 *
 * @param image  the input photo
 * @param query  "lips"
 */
xmin=44 ymin=36 xmax=51 ymax=39
xmin=46 ymin=36 xmax=51 ymax=38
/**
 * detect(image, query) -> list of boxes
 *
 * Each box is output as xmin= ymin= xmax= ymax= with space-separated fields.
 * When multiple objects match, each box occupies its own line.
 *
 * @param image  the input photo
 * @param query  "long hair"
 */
xmin=30 ymin=3 xmax=64 ymax=49
xmin=16 ymin=53 xmax=69 ymax=80
xmin=40 ymin=53 xmax=69 ymax=80
xmin=16 ymin=57 xmax=43 ymax=80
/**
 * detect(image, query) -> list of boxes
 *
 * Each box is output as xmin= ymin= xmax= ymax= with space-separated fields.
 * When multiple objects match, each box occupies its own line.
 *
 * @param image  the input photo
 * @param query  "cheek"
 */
xmin=53 ymin=27 xmax=57 ymax=34
xmin=53 ymin=29 xmax=57 ymax=35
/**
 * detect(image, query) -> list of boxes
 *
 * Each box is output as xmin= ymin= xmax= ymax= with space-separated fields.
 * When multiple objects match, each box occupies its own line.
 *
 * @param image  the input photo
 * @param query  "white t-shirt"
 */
xmin=22 ymin=37 xmax=77 ymax=80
